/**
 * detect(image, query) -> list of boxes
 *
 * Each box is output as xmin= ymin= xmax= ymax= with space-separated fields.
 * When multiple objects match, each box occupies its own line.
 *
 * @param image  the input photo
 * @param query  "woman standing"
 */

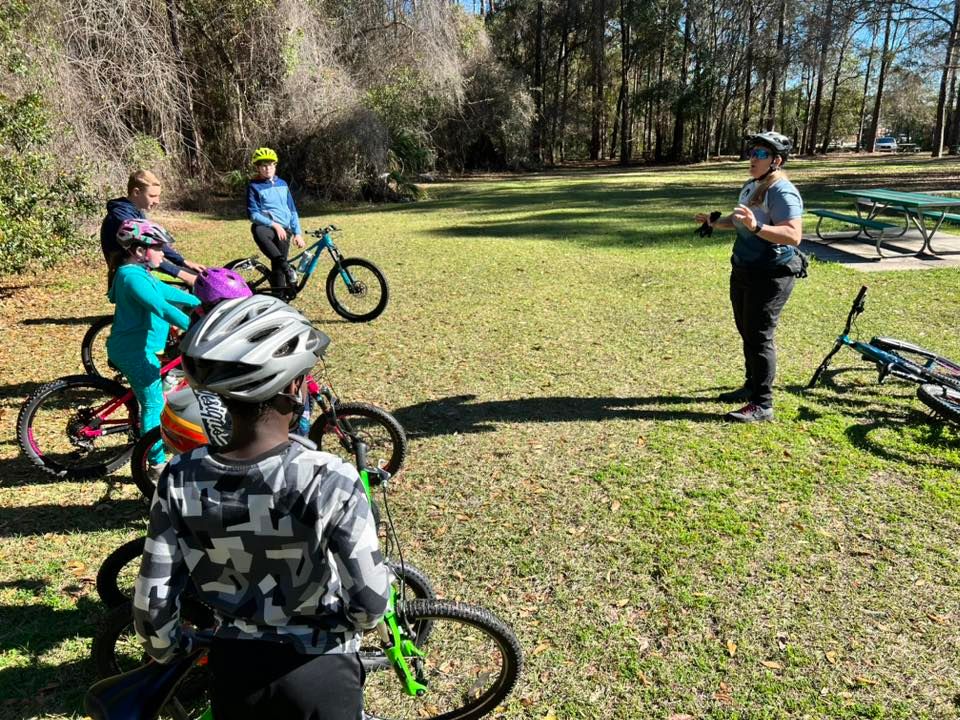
xmin=695 ymin=131 xmax=805 ymax=423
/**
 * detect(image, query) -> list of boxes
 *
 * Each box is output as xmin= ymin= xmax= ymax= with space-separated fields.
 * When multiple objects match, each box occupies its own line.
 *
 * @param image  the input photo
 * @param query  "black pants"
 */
xmin=209 ymin=638 xmax=364 ymax=720
xmin=251 ymin=223 xmax=292 ymax=291
xmin=729 ymin=266 xmax=796 ymax=408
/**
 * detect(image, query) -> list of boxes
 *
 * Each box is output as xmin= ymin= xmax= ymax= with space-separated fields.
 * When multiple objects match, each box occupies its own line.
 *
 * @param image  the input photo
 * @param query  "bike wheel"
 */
xmin=362 ymin=599 xmax=523 ymax=720
xmin=81 ymin=316 xmax=121 ymax=380
xmin=130 ymin=426 xmax=176 ymax=499
xmin=97 ymin=537 xmax=147 ymax=608
xmin=871 ymin=337 xmax=960 ymax=387
xmin=91 ymin=601 xmax=213 ymax=720
xmin=325 ymin=258 xmax=389 ymax=322
xmin=386 ymin=561 xmax=436 ymax=643
xmin=17 ymin=375 xmax=138 ymax=479
xmin=807 ymin=340 xmax=844 ymax=389
xmin=917 ymin=384 xmax=960 ymax=424
xmin=309 ymin=402 xmax=407 ymax=475
xmin=224 ymin=257 xmax=272 ymax=293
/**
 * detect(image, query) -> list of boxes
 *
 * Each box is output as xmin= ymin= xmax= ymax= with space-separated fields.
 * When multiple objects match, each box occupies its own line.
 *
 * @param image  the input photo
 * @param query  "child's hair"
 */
xmin=127 ymin=169 xmax=161 ymax=195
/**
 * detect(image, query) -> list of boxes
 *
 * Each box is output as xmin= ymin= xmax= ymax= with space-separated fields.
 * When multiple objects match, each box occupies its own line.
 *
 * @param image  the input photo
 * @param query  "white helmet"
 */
xmin=179 ymin=295 xmax=329 ymax=403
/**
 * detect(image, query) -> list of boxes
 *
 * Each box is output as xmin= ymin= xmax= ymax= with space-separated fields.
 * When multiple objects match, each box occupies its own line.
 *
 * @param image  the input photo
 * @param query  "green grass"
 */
xmin=1 ymin=154 xmax=960 ymax=718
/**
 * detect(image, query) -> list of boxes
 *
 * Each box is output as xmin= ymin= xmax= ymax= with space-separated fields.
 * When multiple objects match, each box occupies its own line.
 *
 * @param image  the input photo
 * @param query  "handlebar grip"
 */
xmin=855 ymin=285 xmax=868 ymax=304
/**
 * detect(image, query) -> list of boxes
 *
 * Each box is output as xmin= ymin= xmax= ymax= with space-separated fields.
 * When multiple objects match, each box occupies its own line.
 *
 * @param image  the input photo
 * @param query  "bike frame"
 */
xmin=810 ymin=286 xmax=960 ymax=389
xmin=288 ymin=229 xmax=355 ymax=293
xmin=78 ymin=356 xmax=183 ymax=441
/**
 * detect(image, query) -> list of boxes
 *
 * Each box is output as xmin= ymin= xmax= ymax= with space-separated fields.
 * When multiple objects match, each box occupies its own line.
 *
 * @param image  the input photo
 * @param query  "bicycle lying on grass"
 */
xmin=87 ymin=437 xmax=523 ymax=720
xmin=807 ymin=285 xmax=960 ymax=423
xmin=226 ymin=225 xmax=389 ymax=322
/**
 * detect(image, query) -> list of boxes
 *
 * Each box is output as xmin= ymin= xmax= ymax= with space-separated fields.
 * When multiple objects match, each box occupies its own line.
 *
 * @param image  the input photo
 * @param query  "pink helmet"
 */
xmin=193 ymin=267 xmax=253 ymax=306
xmin=116 ymin=219 xmax=174 ymax=250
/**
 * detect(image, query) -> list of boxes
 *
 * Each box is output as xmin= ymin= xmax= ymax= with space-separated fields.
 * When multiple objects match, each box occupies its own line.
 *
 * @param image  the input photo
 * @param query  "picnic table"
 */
xmin=811 ymin=188 xmax=960 ymax=258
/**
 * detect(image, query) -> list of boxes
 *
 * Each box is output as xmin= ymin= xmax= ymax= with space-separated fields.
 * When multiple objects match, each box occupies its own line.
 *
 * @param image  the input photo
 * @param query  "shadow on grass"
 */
xmin=0 ymin=594 xmax=102 ymax=718
xmin=393 ymin=392 xmax=723 ymax=439
xmin=20 ymin=315 xmax=109 ymax=327
xmin=0 ymin=496 xmax=144 ymax=536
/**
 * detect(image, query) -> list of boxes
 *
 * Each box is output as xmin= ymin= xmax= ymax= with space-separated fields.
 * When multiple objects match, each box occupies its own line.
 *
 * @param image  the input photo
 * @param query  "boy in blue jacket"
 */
xmin=247 ymin=147 xmax=305 ymax=293
xmin=100 ymin=170 xmax=205 ymax=286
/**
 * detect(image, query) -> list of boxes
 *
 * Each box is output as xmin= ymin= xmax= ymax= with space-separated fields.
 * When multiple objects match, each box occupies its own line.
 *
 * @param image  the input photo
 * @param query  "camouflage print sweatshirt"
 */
xmin=134 ymin=436 xmax=392 ymax=663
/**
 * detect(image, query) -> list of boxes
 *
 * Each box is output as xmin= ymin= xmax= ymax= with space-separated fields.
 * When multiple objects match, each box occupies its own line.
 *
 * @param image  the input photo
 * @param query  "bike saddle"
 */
xmin=85 ymin=650 xmax=202 ymax=720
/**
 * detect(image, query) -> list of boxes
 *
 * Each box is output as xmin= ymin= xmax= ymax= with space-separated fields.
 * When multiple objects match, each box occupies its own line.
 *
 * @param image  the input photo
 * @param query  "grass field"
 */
xmin=1 ymin=154 xmax=959 ymax=719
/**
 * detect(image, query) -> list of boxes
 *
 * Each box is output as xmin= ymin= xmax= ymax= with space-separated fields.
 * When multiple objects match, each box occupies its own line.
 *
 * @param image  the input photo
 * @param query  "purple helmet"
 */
xmin=194 ymin=267 xmax=253 ymax=306
xmin=116 ymin=219 xmax=174 ymax=250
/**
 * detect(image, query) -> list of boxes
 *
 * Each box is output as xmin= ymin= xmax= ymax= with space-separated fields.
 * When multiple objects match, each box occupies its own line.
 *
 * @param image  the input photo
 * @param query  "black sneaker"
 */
xmin=717 ymin=385 xmax=752 ymax=402
xmin=725 ymin=403 xmax=774 ymax=423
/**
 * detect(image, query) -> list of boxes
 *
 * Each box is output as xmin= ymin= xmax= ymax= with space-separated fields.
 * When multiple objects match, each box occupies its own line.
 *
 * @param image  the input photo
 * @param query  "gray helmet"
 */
xmin=179 ymin=295 xmax=330 ymax=403
xmin=746 ymin=131 xmax=792 ymax=162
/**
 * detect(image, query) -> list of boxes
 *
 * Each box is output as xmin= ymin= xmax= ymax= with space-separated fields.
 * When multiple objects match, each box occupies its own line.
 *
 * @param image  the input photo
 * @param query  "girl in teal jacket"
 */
xmin=107 ymin=220 xmax=199 ymax=473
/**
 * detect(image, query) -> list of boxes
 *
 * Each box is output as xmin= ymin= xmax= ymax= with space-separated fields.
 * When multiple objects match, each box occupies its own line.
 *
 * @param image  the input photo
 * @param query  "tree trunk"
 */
xmin=856 ymin=30 xmax=877 ymax=151
xmin=932 ymin=0 xmax=960 ymax=156
xmin=738 ymin=14 xmax=754 ymax=159
xmin=766 ymin=0 xmax=786 ymax=129
xmin=867 ymin=2 xmax=894 ymax=154
xmin=619 ymin=0 xmax=631 ymax=164
xmin=670 ymin=0 xmax=692 ymax=160
xmin=949 ymin=65 xmax=960 ymax=151
xmin=165 ymin=0 xmax=202 ymax=174
xmin=820 ymin=30 xmax=852 ymax=153
xmin=549 ymin=0 xmax=573 ymax=165
xmin=590 ymin=0 xmax=605 ymax=160
xmin=807 ymin=0 xmax=834 ymax=155
xmin=530 ymin=0 xmax=544 ymax=164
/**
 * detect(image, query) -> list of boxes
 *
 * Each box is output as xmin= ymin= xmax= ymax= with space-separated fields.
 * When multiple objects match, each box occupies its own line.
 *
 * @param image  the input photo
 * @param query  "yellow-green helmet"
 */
xmin=251 ymin=147 xmax=278 ymax=165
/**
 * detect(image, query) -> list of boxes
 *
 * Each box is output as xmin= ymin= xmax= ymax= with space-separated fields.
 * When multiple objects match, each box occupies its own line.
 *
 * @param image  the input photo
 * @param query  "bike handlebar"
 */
xmin=308 ymin=225 xmax=340 ymax=237
xmin=843 ymin=285 xmax=869 ymax=335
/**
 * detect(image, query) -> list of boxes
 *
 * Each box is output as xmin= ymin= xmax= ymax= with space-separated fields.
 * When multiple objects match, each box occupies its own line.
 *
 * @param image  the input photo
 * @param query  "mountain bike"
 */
xmin=15 ymin=356 xmax=184 ymax=480
xmin=87 ymin=437 xmax=523 ymax=720
xmin=128 ymin=383 xmax=407 ymax=498
xmin=225 ymin=225 xmax=389 ymax=323
xmin=807 ymin=286 xmax=960 ymax=392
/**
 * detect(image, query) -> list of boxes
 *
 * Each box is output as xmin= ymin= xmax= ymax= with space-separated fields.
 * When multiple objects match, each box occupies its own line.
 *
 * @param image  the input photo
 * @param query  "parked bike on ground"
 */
xmin=808 ymin=285 xmax=960 ymax=424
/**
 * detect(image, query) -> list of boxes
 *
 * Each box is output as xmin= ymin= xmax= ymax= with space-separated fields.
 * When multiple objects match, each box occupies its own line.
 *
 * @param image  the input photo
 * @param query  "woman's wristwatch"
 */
xmin=753 ymin=221 xmax=764 ymax=234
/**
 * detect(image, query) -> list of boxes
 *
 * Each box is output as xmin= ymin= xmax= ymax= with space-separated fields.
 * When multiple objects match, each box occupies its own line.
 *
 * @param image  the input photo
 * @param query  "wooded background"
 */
xmin=0 ymin=0 xmax=956 ymax=270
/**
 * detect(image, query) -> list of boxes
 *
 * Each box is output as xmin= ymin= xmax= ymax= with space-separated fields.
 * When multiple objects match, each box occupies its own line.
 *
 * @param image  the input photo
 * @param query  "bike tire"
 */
xmin=807 ymin=341 xmax=844 ymax=389
xmin=917 ymin=384 xmax=960 ymax=425
xmin=17 ymin=374 xmax=138 ymax=479
xmin=97 ymin=537 xmax=147 ymax=609
xmin=309 ymin=402 xmax=407 ymax=475
xmin=91 ymin=601 xmax=214 ymax=720
xmin=387 ymin=560 xmax=436 ymax=643
xmin=870 ymin=337 xmax=960 ymax=385
xmin=224 ymin=257 xmax=272 ymax=293
xmin=325 ymin=257 xmax=389 ymax=322
xmin=130 ymin=426 xmax=171 ymax=500
xmin=362 ymin=599 xmax=523 ymax=720
xmin=81 ymin=316 xmax=119 ymax=379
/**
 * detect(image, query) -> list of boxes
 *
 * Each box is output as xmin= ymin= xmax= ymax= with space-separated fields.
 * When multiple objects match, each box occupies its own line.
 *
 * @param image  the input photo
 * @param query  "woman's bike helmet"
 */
xmin=116 ymin=219 xmax=175 ymax=250
xmin=193 ymin=267 xmax=253 ymax=307
xmin=746 ymin=131 xmax=792 ymax=163
xmin=250 ymin=147 xmax=279 ymax=165
xmin=179 ymin=295 xmax=330 ymax=403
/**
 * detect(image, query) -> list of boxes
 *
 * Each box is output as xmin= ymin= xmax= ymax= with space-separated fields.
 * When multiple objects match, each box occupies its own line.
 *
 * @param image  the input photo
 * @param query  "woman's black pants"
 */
xmin=729 ymin=266 xmax=796 ymax=409
xmin=209 ymin=637 xmax=365 ymax=720
xmin=251 ymin=224 xmax=292 ymax=290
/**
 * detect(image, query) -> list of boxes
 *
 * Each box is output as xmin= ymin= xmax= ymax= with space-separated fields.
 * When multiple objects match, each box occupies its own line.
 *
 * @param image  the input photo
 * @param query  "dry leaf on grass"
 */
xmin=726 ymin=639 xmax=738 ymax=657
xmin=531 ymin=642 xmax=552 ymax=656
xmin=761 ymin=660 xmax=783 ymax=670
xmin=825 ymin=651 xmax=838 ymax=665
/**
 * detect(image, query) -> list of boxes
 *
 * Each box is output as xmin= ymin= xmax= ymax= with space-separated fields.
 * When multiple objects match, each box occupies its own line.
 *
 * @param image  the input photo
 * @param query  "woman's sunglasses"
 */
xmin=749 ymin=147 xmax=772 ymax=160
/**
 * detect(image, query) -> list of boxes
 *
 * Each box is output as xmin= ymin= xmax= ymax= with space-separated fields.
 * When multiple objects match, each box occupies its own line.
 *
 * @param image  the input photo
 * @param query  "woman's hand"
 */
xmin=272 ymin=223 xmax=288 ymax=242
xmin=732 ymin=204 xmax=758 ymax=232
